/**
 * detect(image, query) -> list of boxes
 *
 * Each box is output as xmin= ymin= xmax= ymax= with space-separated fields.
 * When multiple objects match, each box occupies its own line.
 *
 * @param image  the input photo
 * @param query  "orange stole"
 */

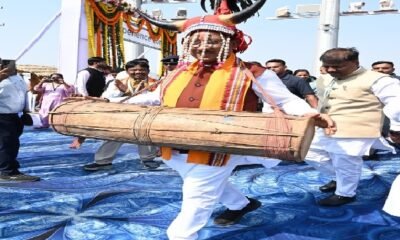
xmin=161 ymin=55 xmax=253 ymax=166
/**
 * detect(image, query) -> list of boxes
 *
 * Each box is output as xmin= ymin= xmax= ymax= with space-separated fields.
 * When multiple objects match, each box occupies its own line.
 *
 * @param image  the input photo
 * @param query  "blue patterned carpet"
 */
xmin=1 ymin=127 xmax=400 ymax=240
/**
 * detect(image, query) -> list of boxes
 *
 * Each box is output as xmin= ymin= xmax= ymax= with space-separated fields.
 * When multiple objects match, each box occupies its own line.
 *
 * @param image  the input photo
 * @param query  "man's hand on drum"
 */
xmin=303 ymin=113 xmax=337 ymax=135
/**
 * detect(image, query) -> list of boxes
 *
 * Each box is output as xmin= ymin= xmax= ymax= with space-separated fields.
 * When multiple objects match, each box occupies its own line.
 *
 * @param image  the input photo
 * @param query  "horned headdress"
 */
xmin=134 ymin=0 xmax=267 ymax=65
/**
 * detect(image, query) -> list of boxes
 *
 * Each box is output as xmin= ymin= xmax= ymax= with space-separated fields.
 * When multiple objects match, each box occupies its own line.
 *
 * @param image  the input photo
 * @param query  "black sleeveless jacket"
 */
xmin=85 ymin=68 xmax=105 ymax=97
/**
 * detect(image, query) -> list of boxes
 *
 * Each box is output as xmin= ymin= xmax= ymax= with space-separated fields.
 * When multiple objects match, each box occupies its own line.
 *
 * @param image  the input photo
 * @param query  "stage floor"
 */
xmin=1 ymin=127 xmax=400 ymax=240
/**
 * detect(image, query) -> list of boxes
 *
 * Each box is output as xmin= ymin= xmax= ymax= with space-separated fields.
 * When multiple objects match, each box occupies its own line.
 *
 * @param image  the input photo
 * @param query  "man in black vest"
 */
xmin=70 ymin=57 xmax=107 ymax=148
xmin=75 ymin=57 xmax=107 ymax=97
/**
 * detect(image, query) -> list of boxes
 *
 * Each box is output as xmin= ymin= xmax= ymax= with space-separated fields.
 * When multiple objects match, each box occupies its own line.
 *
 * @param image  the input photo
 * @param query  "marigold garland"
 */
xmin=85 ymin=0 xmax=177 ymax=69
xmin=85 ymin=0 xmax=96 ymax=57
xmin=102 ymin=23 xmax=108 ymax=63
xmin=96 ymin=21 xmax=102 ymax=56
xmin=111 ymin=25 xmax=117 ymax=67
xmin=117 ymin=19 xmax=125 ymax=67
xmin=123 ymin=15 xmax=177 ymax=44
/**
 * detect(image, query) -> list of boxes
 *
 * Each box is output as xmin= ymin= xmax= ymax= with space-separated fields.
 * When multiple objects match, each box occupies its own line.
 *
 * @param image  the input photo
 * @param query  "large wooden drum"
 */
xmin=50 ymin=100 xmax=315 ymax=161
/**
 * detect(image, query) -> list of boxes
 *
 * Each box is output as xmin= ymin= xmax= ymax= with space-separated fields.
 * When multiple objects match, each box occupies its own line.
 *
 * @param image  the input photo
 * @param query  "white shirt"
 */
xmin=0 ymin=74 xmax=27 ymax=113
xmin=74 ymin=70 xmax=91 ymax=96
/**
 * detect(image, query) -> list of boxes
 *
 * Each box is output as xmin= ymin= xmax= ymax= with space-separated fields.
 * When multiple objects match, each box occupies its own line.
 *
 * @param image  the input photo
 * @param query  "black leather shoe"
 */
xmin=0 ymin=173 xmax=40 ymax=182
xmin=319 ymin=180 xmax=337 ymax=193
xmin=214 ymin=197 xmax=261 ymax=226
xmin=318 ymin=194 xmax=356 ymax=206
xmin=83 ymin=163 xmax=112 ymax=171
xmin=141 ymin=160 xmax=161 ymax=170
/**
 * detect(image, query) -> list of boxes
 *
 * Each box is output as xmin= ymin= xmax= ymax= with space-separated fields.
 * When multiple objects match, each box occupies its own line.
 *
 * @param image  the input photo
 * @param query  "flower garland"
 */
xmin=111 ymin=25 xmax=117 ymax=67
xmin=89 ymin=0 xmax=122 ymax=25
xmin=116 ymin=18 xmax=125 ymax=67
xmin=86 ymin=0 xmax=124 ymax=69
xmin=85 ymin=0 xmax=96 ymax=57
xmin=94 ymin=0 xmax=133 ymax=14
xmin=85 ymin=0 xmax=177 ymax=70
xmin=159 ymin=30 xmax=178 ymax=77
xmin=123 ymin=14 xmax=177 ymax=44
xmin=103 ymin=23 xmax=108 ymax=63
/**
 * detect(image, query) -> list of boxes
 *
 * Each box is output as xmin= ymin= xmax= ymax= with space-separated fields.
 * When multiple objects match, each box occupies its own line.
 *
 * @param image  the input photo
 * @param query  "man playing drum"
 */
xmin=133 ymin=0 xmax=336 ymax=239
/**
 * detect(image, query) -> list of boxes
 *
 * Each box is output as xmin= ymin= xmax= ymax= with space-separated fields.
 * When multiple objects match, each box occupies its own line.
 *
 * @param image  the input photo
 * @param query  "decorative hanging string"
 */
xmin=85 ymin=0 xmax=177 ymax=69
xmin=123 ymin=15 xmax=177 ymax=44
xmin=102 ymin=23 xmax=109 ymax=63
xmin=111 ymin=25 xmax=117 ymax=67
xmin=85 ymin=1 xmax=96 ymax=57
xmin=96 ymin=21 xmax=102 ymax=56
xmin=241 ymin=63 xmax=293 ymax=160
xmin=117 ymin=19 xmax=125 ymax=66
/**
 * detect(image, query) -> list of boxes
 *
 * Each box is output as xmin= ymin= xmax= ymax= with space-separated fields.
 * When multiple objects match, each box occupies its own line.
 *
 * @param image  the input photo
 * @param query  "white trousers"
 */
xmin=163 ymin=153 xmax=249 ymax=240
xmin=383 ymin=175 xmax=400 ymax=217
xmin=306 ymin=148 xmax=363 ymax=197
xmin=94 ymin=140 xmax=158 ymax=164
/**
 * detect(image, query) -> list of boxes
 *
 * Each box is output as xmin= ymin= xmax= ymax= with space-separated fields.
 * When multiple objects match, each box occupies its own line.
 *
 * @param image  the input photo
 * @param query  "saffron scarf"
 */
xmin=161 ymin=54 xmax=252 ymax=166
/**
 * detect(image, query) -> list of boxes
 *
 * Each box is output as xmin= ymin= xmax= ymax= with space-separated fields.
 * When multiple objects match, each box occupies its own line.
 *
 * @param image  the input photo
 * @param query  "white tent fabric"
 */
xmin=59 ymin=0 xmax=88 ymax=85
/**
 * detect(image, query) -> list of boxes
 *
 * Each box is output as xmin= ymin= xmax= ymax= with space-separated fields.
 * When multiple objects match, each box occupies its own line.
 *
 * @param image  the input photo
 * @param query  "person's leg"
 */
xmin=305 ymin=148 xmax=336 ymax=178
xmin=163 ymin=156 xmax=236 ymax=240
xmin=218 ymin=181 xmax=249 ymax=210
xmin=0 ymin=114 xmax=38 ymax=181
xmin=0 ymin=114 xmax=21 ymax=175
xmin=138 ymin=145 xmax=160 ymax=169
xmin=37 ymin=99 xmax=49 ymax=128
xmin=330 ymin=153 xmax=363 ymax=197
xmin=316 ymin=153 xmax=362 ymax=206
xmin=83 ymin=141 xmax=123 ymax=171
xmin=305 ymin=148 xmax=338 ymax=193
xmin=94 ymin=141 xmax=123 ymax=165
xmin=69 ymin=137 xmax=85 ymax=149
xmin=214 ymin=166 xmax=261 ymax=226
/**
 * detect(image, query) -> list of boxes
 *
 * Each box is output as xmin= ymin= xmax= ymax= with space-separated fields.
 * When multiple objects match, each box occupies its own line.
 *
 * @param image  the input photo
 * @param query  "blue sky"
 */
xmin=1 ymin=0 xmax=399 ymax=76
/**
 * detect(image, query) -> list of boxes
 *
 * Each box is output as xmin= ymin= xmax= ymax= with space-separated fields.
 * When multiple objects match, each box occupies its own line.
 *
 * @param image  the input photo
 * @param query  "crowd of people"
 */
xmin=1 ymin=50 xmax=399 ymax=237
xmin=1 ymin=0 xmax=400 ymax=239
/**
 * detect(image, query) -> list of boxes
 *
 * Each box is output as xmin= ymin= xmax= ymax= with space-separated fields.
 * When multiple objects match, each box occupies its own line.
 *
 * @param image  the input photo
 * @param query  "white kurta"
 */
xmin=124 ymin=69 xmax=319 ymax=240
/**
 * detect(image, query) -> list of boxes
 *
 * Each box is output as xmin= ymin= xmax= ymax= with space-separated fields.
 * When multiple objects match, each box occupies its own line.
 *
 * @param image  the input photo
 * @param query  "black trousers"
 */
xmin=0 ymin=113 xmax=23 ymax=175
